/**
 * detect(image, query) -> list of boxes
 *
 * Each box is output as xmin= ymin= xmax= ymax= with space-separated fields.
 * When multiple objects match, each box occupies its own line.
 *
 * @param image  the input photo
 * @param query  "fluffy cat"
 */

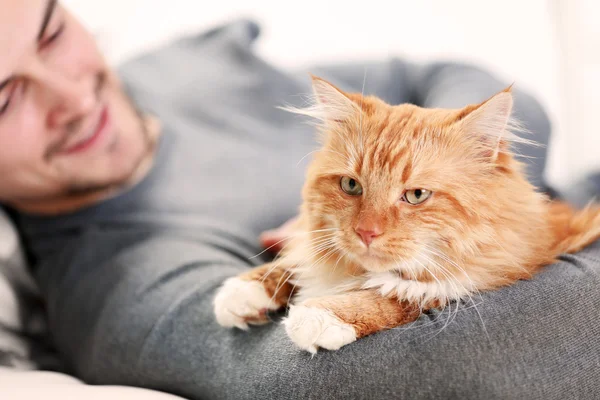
xmin=213 ymin=76 xmax=600 ymax=353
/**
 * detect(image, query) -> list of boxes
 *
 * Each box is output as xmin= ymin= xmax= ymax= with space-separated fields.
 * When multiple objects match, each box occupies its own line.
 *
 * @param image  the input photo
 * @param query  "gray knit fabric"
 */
xmin=7 ymin=20 xmax=599 ymax=400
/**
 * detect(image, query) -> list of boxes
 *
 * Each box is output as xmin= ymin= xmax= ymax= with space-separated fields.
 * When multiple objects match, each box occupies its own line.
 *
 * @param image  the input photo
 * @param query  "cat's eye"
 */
xmin=340 ymin=176 xmax=363 ymax=196
xmin=403 ymin=189 xmax=432 ymax=205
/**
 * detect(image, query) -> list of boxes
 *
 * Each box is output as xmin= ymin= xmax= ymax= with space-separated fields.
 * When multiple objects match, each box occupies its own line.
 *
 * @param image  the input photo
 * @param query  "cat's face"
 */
xmin=297 ymin=77 xmax=530 ymax=274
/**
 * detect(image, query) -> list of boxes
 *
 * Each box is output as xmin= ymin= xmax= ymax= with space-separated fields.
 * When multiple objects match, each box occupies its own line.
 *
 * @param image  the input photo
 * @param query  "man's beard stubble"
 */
xmin=58 ymin=71 xmax=156 ymax=197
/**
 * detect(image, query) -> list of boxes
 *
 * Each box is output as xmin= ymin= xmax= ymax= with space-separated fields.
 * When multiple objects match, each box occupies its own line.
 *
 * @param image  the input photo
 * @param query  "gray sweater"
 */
xmin=7 ymin=20 xmax=598 ymax=400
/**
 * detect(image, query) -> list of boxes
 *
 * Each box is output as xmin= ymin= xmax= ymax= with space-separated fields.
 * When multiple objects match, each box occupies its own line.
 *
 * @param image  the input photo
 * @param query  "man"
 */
xmin=1 ymin=1 xmax=599 ymax=399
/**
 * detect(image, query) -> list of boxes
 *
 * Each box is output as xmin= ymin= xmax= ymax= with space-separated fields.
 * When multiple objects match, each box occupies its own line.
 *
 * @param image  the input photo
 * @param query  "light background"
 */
xmin=63 ymin=0 xmax=599 ymax=190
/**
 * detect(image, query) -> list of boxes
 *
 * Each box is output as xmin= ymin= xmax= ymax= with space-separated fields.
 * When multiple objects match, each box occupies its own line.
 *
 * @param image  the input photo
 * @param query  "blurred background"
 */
xmin=62 ymin=0 xmax=598 ymax=192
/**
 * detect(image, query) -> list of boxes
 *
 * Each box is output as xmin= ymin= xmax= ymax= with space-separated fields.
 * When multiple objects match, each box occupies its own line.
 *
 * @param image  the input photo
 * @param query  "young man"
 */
xmin=1 ymin=1 xmax=599 ymax=399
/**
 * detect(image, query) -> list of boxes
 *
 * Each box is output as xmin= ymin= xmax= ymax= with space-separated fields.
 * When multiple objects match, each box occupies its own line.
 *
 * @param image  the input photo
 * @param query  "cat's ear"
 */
xmin=459 ymin=87 xmax=514 ymax=162
xmin=309 ymin=76 xmax=360 ymax=124
xmin=279 ymin=75 xmax=360 ymax=126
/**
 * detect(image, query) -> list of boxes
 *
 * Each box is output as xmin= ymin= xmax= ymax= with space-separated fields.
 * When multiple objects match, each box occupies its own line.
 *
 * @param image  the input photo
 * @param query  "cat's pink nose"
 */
xmin=355 ymin=227 xmax=382 ymax=246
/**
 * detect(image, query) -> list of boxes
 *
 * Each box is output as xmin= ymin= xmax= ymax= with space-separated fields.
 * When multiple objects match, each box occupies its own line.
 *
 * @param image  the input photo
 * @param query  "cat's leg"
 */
xmin=213 ymin=261 xmax=295 ymax=330
xmin=283 ymin=289 xmax=424 ymax=353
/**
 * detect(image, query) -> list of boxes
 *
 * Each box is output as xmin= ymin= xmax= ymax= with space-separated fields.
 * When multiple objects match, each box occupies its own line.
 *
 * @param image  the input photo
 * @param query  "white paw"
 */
xmin=283 ymin=305 xmax=357 ymax=354
xmin=213 ymin=277 xmax=279 ymax=330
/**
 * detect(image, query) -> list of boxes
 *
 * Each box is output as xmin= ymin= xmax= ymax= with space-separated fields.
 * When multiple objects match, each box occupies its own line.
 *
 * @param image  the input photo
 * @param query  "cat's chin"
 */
xmin=350 ymin=249 xmax=393 ymax=272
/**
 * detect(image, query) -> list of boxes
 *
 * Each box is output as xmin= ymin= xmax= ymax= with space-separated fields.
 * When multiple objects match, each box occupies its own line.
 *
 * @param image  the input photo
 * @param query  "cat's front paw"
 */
xmin=213 ymin=277 xmax=280 ymax=330
xmin=283 ymin=305 xmax=357 ymax=354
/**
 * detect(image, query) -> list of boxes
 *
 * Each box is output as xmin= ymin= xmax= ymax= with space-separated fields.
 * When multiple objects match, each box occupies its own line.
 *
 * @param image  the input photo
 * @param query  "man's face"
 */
xmin=0 ymin=0 xmax=150 ymax=206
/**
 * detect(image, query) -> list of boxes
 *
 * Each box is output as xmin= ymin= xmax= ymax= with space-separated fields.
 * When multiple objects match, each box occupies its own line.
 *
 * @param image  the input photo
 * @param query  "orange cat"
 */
xmin=213 ymin=76 xmax=600 ymax=353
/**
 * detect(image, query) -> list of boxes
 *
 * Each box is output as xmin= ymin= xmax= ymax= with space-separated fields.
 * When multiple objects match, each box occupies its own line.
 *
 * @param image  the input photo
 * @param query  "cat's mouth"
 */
xmin=339 ymin=235 xmax=394 ymax=270
xmin=352 ymin=248 xmax=391 ymax=269
xmin=361 ymin=250 xmax=387 ymax=261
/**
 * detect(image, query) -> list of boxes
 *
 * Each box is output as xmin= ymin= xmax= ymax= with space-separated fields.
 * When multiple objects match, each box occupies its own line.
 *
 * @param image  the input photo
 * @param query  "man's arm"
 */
xmin=31 ymin=41 xmax=591 ymax=398
xmin=32 ymin=221 xmax=600 ymax=400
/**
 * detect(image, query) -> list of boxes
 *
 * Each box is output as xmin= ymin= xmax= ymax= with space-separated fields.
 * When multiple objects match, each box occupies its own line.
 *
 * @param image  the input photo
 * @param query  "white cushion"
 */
xmin=0 ymin=367 xmax=188 ymax=399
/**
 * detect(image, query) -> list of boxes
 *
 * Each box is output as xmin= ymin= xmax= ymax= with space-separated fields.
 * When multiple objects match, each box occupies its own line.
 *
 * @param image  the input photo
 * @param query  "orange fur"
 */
xmin=217 ymin=76 xmax=600 ymax=350
xmin=239 ymin=262 xmax=295 ymax=310
xmin=289 ymin=78 xmax=600 ymax=288
xmin=548 ymin=201 xmax=600 ymax=254
xmin=303 ymin=289 xmax=422 ymax=339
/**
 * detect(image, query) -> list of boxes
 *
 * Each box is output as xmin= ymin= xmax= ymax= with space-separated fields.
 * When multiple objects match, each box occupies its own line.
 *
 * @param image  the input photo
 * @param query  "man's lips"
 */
xmin=61 ymin=105 xmax=109 ymax=154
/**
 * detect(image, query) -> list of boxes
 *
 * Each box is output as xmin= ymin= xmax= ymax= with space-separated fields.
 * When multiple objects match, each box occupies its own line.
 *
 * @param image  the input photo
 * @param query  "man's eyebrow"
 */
xmin=0 ymin=79 xmax=10 ymax=92
xmin=0 ymin=1 xmax=57 ymax=92
xmin=37 ymin=0 xmax=57 ymax=41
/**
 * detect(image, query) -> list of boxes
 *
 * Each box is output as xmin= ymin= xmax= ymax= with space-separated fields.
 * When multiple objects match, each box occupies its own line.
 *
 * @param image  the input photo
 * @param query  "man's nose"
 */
xmin=45 ymin=74 xmax=96 ymax=128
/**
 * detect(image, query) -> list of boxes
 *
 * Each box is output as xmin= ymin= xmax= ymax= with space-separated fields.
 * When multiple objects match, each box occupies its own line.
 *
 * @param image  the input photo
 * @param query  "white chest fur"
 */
xmin=362 ymin=271 xmax=474 ymax=305
xmin=293 ymin=266 xmax=474 ymax=306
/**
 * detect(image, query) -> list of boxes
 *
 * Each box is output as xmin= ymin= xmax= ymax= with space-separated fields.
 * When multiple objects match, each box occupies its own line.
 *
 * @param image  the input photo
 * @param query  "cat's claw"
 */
xmin=283 ymin=305 xmax=357 ymax=354
xmin=213 ymin=277 xmax=278 ymax=329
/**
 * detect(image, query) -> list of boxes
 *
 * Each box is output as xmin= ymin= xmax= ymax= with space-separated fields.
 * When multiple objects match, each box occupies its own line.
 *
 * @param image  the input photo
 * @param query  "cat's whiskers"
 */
xmin=415 ymin=254 xmax=466 ymax=321
xmin=261 ymin=234 xmax=340 ymax=315
xmin=421 ymin=245 xmax=484 ymax=302
xmin=389 ymin=247 xmax=456 ymax=300
xmin=249 ymin=227 xmax=339 ymax=260
xmin=291 ymin=233 xmax=340 ymax=272
xmin=411 ymin=257 xmax=447 ymax=302
xmin=417 ymin=253 xmax=467 ymax=337
xmin=285 ymin=245 xmax=339 ymax=306
xmin=418 ymin=252 xmax=471 ymax=305
xmin=382 ymin=255 xmax=457 ymax=335
xmin=329 ymin=246 xmax=347 ymax=278
xmin=420 ymin=249 xmax=489 ymax=338
xmin=257 ymin=231 xmax=338 ymax=281
xmin=280 ymin=235 xmax=338 ymax=279
xmin=260 ymin=232 xmax=338 ymax=309
xmin=394 ymin=258 xmax=418 ymax=281
xmin=309 ymin=239 xmax=340 ymax=264
xmin=423 ymin=244 xmax=487 ymax=324
xmin=296 ymin=149 xmax=346 ymax=167
xmin=412 ymin=257 xmax=460 ymax=335
xmin=358 ymin=68 xmax=367 ymax=156
xmin=389 ymin=247 xmax=465 ymax=307
xmin=259 ymin=232 xmax=341 ymax=304
xmin=340 ymin=122 xmax=361 ymax=162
